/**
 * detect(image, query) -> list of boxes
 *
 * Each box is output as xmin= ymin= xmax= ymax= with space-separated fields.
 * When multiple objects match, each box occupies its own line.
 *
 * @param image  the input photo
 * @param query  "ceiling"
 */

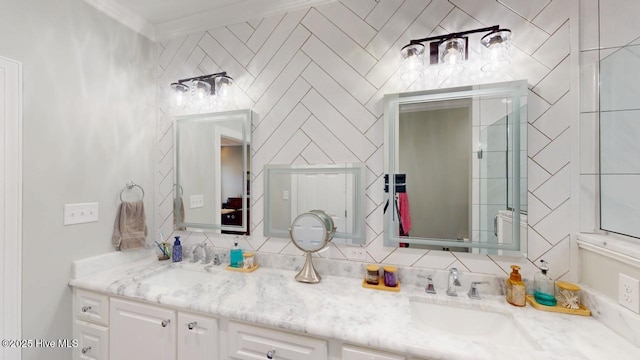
xmin=82 ymin=0 xmax=335 ymax=41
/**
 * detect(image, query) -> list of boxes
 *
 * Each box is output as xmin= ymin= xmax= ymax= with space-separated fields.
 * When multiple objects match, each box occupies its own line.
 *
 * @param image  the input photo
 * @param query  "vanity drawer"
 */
xmin=75 ymin=320 xmax=108 ymax=360
xmin=342 ymin=345 xmax=405 ymax=360
xmin=75 ymin=289 xmax=109 ymax=326
xmin=228 ymin=321 xmax=327 ymax=360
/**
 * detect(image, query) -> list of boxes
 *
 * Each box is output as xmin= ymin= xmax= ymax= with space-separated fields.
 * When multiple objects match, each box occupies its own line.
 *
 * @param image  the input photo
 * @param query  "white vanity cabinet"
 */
xmin=109 ymin=298 xmax=176 ymax=360
xmin=177 ymin=311 xmax=219 ymax=360
xmin=228 ymin=321 xmax=328 ymax=360
xmin=73 ymin=289 xmax=109 ymax=360
xmin=342 ymin=345 xmax=405 ymax=360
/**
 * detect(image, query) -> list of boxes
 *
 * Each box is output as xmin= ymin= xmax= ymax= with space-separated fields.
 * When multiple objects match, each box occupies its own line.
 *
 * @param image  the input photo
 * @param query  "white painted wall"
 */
xmin=0 ymin=1 xmax=156 ymax=359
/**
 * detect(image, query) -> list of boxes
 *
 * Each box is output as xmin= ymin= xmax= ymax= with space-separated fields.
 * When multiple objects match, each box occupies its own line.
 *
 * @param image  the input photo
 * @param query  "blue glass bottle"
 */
xmin=172 ymin=236 xmax=182 ymax=262
xmin=230 ymin=241 xmax=243 ymax=268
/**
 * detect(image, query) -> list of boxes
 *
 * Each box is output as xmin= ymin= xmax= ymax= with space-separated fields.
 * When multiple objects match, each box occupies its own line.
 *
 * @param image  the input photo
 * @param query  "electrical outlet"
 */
xmin=618 ymin=273 xmax=640 ymax=313
xmin=345 ymin=246 xmax=367 ymax=261
xmin=190 ymin=194 xmax=204 ymax=209
xmin=63 ymin=202 xmax=99 ymax=225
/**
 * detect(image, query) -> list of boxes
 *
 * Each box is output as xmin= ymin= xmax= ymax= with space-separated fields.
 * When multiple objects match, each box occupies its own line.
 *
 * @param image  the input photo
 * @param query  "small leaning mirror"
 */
xmin=290 ymin=210 xmax=336 ymax=283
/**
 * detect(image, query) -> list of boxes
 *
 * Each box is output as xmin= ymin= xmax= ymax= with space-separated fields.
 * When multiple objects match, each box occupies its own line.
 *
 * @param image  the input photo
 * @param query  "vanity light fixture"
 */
xmin=400 ymin=25 xmax=512 ymax=80
xmin=170 ymin=71 xmax=234 ymax=111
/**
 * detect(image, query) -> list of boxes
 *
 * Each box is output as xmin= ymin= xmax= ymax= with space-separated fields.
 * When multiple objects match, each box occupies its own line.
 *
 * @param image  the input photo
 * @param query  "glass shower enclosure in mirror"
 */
xmin=600 ymin=44 xmax=640 ymax=239
xmin=383 ymin=81 xmax=528 ymax=255
xmin=174 ymin=109 xmax=251 ymax=233
xmin=263 ymin=163 xmax=366 ymax=244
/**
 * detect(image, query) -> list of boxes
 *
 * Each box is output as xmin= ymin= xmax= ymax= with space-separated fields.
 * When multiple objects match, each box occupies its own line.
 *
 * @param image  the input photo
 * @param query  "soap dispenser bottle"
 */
xmin=172 ymin=236 xmax=182 ymax=262
xmin=230 ymin=241 xmax=243 ymax=268
xmin=534 ymin=260 xmax=557 ymax=306
xmin=506 ymin=265 xmax=526 ymax=307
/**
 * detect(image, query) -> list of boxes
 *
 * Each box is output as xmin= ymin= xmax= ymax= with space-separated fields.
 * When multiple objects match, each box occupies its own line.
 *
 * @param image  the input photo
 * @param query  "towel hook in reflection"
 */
xmin=120 ymin=180 xmax=145 ymax=202
xmin=173 ymin=184 xmax=184 ymax=197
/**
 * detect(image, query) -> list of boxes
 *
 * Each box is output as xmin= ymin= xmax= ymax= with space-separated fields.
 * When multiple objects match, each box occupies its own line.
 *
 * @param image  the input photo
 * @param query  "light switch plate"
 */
xmin=345 ymin=246 xmax=367 ymax=261
xmin=618 ymin=273 xmax=640 ymax=313
xmin=190 ymin=194 xmax=204 ymax=209
xmin=63 ymin=203 xmax=99 ymax=225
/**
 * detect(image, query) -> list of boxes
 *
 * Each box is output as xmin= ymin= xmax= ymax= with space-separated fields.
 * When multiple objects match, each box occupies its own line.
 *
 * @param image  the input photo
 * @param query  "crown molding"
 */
xmin=82 ymin=0 xmax=156 ymax=41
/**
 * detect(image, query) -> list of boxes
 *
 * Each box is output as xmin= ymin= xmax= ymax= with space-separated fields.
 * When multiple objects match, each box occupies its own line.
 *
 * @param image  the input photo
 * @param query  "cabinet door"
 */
xmin=177 ymin=312 xmax=218 ymax=360
xmin=76 ymin=289 xmax=109 ymax=326
xmin=342 ymin=345 xmax=405 ymax=360
xmin=75 ymin=320 xmax=108 ymax=360
xmin=228 ymin=321 xmax=327 ymax=360
xmin=109 ymin=298 xmax=175 ymax=360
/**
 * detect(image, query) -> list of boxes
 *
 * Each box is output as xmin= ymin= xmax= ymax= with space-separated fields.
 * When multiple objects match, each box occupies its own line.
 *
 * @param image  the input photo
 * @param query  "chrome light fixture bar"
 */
xmin=400 ymin=25 xmax=512 ymax=80
xmin=170 ymin=71 xmax=234 ymax=111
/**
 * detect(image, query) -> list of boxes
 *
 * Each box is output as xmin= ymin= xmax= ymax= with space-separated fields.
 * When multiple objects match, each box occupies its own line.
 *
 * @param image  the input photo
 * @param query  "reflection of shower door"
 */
xmin=290 ymin=173 xmax=352 ymax=235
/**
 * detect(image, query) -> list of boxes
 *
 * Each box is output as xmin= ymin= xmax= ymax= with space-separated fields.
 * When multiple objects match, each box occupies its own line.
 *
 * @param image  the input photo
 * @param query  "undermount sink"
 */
xmin=409 ymin=299 xmax=540 ymax=350
xmin=137 ymin=268 xmax=213 ymax=290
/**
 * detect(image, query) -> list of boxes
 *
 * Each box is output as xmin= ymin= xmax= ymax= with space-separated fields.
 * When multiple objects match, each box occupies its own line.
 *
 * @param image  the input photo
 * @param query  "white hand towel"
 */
xmin=112 ymin=200 xmax=147 ymax=250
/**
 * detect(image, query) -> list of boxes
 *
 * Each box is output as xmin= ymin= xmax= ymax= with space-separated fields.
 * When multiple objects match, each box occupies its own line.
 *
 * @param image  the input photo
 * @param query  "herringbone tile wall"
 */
xmin=155 ymin=0 xmax=573 ymax=280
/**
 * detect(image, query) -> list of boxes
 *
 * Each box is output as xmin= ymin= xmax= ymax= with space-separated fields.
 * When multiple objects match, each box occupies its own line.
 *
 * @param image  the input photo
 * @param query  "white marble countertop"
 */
xmin=69 ymin=253 xmax=640 ymax=360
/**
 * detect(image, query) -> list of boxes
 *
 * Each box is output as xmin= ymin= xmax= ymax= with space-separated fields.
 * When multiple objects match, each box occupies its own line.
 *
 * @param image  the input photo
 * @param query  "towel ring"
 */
xmin=174 ymin=184 xmax=184 ymax=198
xmin=120 ymin=181 xmax=145 ymax=202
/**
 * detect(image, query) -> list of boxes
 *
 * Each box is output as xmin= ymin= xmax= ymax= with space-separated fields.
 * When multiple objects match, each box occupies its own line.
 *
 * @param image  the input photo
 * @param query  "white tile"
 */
xmin=301 ymin=63 xmax=377 ymax=133
xmin=208 ymin=26 xmax=255 ymax=67
xmin=247 ymin=9 xmax=307 ymax=77
xmin=247 ymin=26 xmax=311 ymax=102
xmin=533 ymin=164 xmax=570 ymax=210
xmin=366 ymin=204 xmax=384 ymax=235
xmin=498 ymin=0 xmax=551 ymax=21
xmin=364 ymin=0 xmax=453 ymax=89
xmin=253 ymin=91 xmax=310 ymax=153
xmin=300 ymin=116 xmax=360 ymax=163
xmin=412 ymin=251 xmax=457 ymax=270
xmin=316 ymin=1 xmax=377 ymax=47
xmin=227 ymin=22 xmax=255 ymax=43
xmin=580 ymin=112 xmax=599 ymax=174
xmin=580 ymin=174 xmax=599 ymax=233
xmin=539 ymin=236 xmax=570 ymax=280
xmin=579 ymin=0 xmax=599 ymax=50
xmin=450 ymin=0 xmax=549 ymax=55
xmin=159 ymin=35 xmax=186 ymax=70
xmin=364 ymin=233 xmax=394 ymax=263
xmin=248 ymin=17 xmax=264 ymax=30
xmin=504 ymin=46 xmax=550 ymax=88
xmin=365 ymin=192 xmax=378 ymax=218
xmin=366 ymin=175 xmax=384 ymax=206
xmin=526 ymin=228 xmax=552 ymax=261
xmin=600 ymin=110 xmax=640 ymax=174
xmin=174 ymin=46 xmax=206 ymax=81
xmin=301 ymin=142 xmax=331 ymax=164
xmin=527 ymin=90 xmax=551 ymax=123
xmin=600 ymin=0 xmax=640 ymax=48
xmin=533 ymin=91 xmax=570 ymax=140
xmin=341 ymin=0 xmax=377 ymax=19
xmin=302 ymin=9 xmax=377 ymax=76
xmin=258 ymin=237 xmax=291 ymax=253
xmin=251 ymin=52 xmax=310 ymax=123
xmin=198 ymin=33 xmax=255 ymax=91
xmin=533 ymin=21 xmax=570 ymax=69
xmin=533 ymin=56 xmax=570 ymax=105
xmin=270 ymin=131 xmax=311 ymax=164
xmin=366 ymin=146 xmax=384 ymax=176
xmin=528 ymin=158 xmax=551 ymax=192
xmin=601 ymin=175 xmax=640 ymax=237
xmin=301 ymin=36 xmax=377 ymax=104
xmin=365 ymin=68 xmax=412 ymax=118
xmin=301 ymin=90 xmax=377 ymax=161
xmin=533 ymin=199 xmax=571 ymax=245
xmin=384 ymin=248 xmax=427 ymax=267
xmin=528 ymin=124 xmax=551 ymax=157
xmin=490 ymin=257 xmax=538 ymax=281
xmin=532 ymin=0 xmax=570 ymax=34
xmin=365 ymin=0 xmax=402 ymax=30
xmin=365 ymin=116 xmax=384 ymax=147
xmin=159 ymin=32 xmax=205 ymax=86
xmin=533 ymin=129 xmax=570 ymax=175
xmin=454 ymin=253 xmax=507 ymax=276
xmin=246 ymin=13 xmax=284 ymax=53
xmin=365 ymin=0 xmax=430 ymax=59
xmin=580 ymin=50 xmax=599 ymax=113
xmin=528 ymin=192 xmax=552 ymax=227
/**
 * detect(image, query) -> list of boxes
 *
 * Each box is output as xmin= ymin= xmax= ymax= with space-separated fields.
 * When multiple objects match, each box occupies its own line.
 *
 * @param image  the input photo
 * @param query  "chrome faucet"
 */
xmin=446 ymin=268 xmax=462 ymax=296
xmin=468 ymin=281 xmax=490 ymax=299
xmin=192 ymin=242 xmax=206 ymax=263
xmin=425 ymin=275 xmax=436 ymax=294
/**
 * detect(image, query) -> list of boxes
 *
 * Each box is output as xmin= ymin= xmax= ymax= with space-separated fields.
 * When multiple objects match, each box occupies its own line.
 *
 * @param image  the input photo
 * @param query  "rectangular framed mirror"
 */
xmin=174 ymin=109 xmax=251 ymax=233
xmin=383 ymin=80 xmax=528 ymax=256
xmin=263 ymin=163 xmax=366 ymax=244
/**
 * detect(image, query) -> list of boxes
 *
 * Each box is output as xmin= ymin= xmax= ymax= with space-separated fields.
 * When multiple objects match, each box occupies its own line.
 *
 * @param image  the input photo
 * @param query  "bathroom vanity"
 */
xmin=69 ymin=251 xmax=639 ymax=360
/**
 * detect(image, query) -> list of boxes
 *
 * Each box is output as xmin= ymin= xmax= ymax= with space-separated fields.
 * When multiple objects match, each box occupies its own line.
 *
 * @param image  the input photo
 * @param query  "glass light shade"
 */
xmin=481 ymin=29 xmax=512 ymax=72
xmin=438 ymin=38 xmax=465 ymax=76
xmin=170 ymin=82 xmax=189 ymax=108
xmin=215 ymin=75 xmax=234 ymax=99
xmin=190 ymin=80 xmax=211 ymax=102
xmin=400 ymin=43 xmax=425 ymax=81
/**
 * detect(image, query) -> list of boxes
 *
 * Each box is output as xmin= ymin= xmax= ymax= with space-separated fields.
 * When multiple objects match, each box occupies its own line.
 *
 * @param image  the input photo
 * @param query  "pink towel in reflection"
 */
xmin=398 ymin=193 xmax=412 ymax=235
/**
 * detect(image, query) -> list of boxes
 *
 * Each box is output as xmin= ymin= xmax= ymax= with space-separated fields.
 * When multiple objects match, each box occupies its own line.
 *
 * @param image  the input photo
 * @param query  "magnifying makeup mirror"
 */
xmin=289 ymin=210 xmax=336 ymax=283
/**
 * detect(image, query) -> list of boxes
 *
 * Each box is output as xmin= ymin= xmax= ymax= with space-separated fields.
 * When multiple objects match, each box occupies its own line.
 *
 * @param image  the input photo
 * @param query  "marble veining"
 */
xmin=70 ymin=252 xmax=640 ymax=360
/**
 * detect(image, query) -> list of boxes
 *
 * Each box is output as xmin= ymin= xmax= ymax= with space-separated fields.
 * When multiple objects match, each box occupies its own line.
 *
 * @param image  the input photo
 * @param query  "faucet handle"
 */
xmin=425 ymin=275 xmax=436 ymax=294
xmin=468 ymin=281 xmax=490 ymax=299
